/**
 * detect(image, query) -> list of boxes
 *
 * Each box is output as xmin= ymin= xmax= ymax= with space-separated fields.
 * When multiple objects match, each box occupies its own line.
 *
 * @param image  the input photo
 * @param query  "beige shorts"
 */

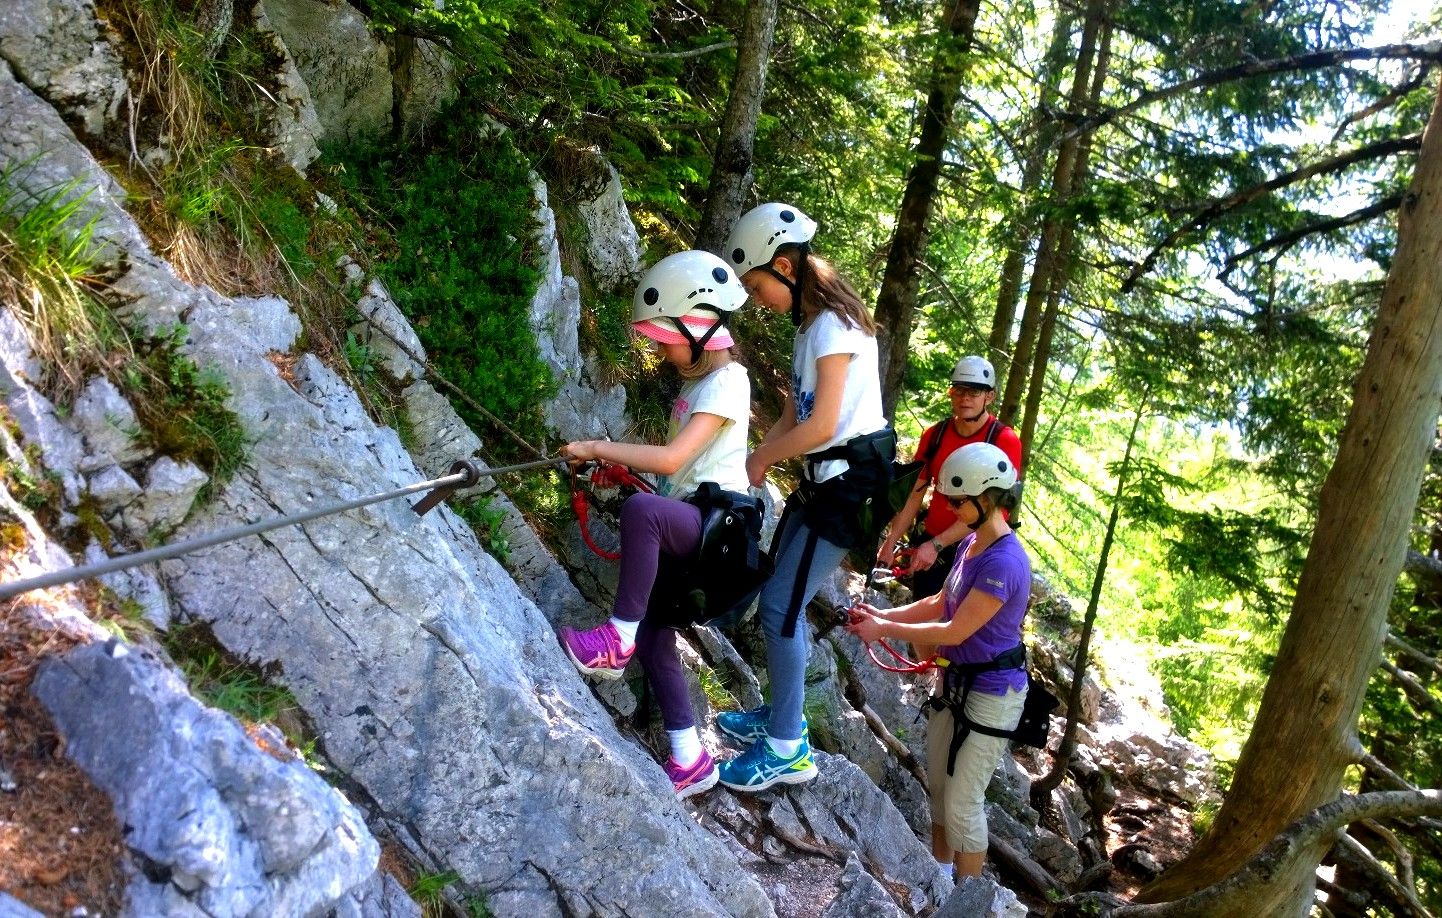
xmin=925 ymin=684 xmax=1026 ymax=853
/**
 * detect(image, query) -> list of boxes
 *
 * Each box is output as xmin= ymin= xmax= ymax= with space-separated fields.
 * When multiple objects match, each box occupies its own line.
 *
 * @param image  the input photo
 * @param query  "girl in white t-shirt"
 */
xmin=715 ymin=203 xmax=890 ymax=792
xmin=558 ymin=250 xmax=752 ymax=799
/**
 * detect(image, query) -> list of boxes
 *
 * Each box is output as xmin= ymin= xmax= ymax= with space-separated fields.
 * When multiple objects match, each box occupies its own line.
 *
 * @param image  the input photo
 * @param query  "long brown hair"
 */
xmin=776 ymin=244 xmax=877 ymax=336
xmin=676 ymin=344 xmax=738 ymax=380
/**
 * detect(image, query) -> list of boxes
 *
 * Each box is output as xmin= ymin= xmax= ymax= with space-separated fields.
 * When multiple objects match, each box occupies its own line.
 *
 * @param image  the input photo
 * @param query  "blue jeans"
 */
xmin=759 ymin=512 xmax=848 ymax=741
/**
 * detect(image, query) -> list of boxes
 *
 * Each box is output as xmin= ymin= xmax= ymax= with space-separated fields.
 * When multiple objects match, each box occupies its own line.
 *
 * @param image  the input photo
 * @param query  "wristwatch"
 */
xmin=929 ymin=537 xmax=945 ymax=553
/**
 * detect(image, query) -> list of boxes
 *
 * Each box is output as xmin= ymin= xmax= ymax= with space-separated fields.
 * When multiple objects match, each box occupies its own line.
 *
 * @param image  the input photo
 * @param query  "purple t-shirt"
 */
xmin=939 ymin=532 xmax=1031 ymax=695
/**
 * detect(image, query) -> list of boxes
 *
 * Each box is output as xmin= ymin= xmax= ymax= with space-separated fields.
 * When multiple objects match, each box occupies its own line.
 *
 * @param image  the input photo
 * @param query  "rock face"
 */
xmin=529 ymin=178 xmax=630 ymax=443
xmin=0 ymin=0 xmax=125 ymax=139
xmin=33 ymin=640 xmax=380 ymax=916
xmin=1 ymin=57 xmax=774 ymax=917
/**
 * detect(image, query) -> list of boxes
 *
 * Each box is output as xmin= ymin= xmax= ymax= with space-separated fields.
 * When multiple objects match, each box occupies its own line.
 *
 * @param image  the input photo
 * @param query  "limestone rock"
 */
xmin=768 ymin=752 xmax=953 ymax=911
xmin=570 ymin=153 xmax=643 ymax=294
xmin=820 ymin=854 xmax=906 ymax=918
xmin=933 ymin=875 xmax=1028 ymax=918
xmin=33 ymin=639 xmax=378 ymax=916
xmin=87 ymin=463 xmax=140 ymax=512
xmin=0 ymin=62 xmax=146 ymax=260
xmin=352 ymin=277 xmax=427 ymax=384
xmin=251 ymin=0 xmax=323 ymax=171
xmin=256 ymin=0 xmax=392 ymax=143
xmin=394 ymin=37 xmax=457 ymax=136
xmin=400 ymin=380 xmax=487 ymax=492
xmin=333 ymin=870 xmax=422 ymax=918
xmin=72 ymin=375 xmax=145 ymax=469
xmin=805 ymin=638 xmax=889 ymax=781
xmin=1032 ymin=826 xmax=1083 ymax=884
xmin=84 ymin=540 xmax=171 ymax=629
xmin=0 ymin=0 xmax=125 ymax=138
xmin=528 ymin=178 xmax=630 ymax=443
xmin=121 ymin=456 xmax=208 ymax=537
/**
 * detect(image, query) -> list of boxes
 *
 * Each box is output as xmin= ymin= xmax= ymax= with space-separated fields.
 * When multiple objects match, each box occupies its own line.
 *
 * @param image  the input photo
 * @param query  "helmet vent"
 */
xmin=731 ymin=248 xmax=745 ymax=264
xmin=780 ymin=210 xmax=796 ymax=223
xmin=997 ymin=461 xmax=1008 ymax=472
xmin=643 ymin=287 xmax=660 ymax=306
xmin=712 ymin=266 xmax=729 ymax=283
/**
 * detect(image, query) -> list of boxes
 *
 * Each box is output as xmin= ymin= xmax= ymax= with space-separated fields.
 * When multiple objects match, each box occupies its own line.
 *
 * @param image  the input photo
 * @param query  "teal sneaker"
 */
xmin=717 ymin=736 xmax=818 ymax=792
xmin=715 ymin=705 xmax=771 ymax=743
xmin=715 ymin=706 xmax=809 ymax=744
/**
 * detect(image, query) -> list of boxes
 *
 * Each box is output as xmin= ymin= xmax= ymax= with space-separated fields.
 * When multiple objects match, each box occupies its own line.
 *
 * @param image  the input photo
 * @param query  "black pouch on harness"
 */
xmin=650 ymin=483 xmax=773 ymax=630
xmin=931 ymin=644 xmax=1057 ymax=775
xmin=798 ymin=427 xmax=899 ymax=549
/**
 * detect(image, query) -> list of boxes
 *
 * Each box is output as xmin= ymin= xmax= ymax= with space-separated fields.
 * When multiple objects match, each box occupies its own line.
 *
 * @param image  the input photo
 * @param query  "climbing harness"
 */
xmin=568 ymin=461 xmax=654 ymax=561
xmin=0 ymin=456 xmax=565 ymax=602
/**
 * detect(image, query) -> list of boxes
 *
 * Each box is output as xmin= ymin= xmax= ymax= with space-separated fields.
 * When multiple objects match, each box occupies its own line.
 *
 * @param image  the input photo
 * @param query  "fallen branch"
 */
xmin=1380 ymin=659 xmax=1442 ymax=716
xmin=990 ymin=833 xmax=1065 ymax=900
xmin=1056 ymin=791 xmax=1442 ymax=916
xmin=1331 ymin=831 xmax=1433 ymax=918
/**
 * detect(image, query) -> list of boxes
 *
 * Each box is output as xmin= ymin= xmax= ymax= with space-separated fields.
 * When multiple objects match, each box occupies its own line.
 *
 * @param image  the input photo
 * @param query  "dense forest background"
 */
xmin=43 ymin=0 xmax=1441 ymax=910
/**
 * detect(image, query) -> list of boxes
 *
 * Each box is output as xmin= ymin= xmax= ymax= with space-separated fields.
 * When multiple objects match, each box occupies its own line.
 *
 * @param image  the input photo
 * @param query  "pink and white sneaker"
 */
xmin=559 ymin=622 xmax=634 ymax=679
xmin=667 ymin=749 xmax=720 ymax=799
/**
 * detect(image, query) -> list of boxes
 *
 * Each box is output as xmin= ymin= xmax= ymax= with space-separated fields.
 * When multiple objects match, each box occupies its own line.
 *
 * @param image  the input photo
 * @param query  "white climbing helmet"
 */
xmin=936 ymin=442 xmax=1017 ymax=499
xmin=631 ymin=250 xmax=748 ymax=354
xmin=951 ymin=355 xmax=996 ymax=390
xmin=724 ymin=203 xmax=818 ymax=275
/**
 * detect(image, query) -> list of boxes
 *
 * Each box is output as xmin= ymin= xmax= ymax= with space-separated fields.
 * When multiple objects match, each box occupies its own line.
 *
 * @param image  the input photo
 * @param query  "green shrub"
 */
xmin=329 ymin=125 xmax=555 ymax=449
xmin=454 ymin=496 xmax=511 ymax=564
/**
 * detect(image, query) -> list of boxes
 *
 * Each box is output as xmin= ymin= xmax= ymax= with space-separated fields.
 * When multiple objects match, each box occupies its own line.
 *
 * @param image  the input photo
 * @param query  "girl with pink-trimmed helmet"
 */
xmin=557 ymin=250 xmax=753 ymax=800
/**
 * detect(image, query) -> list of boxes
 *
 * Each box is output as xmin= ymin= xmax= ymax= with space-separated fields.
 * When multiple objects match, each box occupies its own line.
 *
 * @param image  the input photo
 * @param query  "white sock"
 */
xmin=668 ymin=728 xmax=702 ymax=767
xmin=767 ymin=736 xmax=802 ymax=758
xmin=608 ymin=617 xmax=639 ymax=649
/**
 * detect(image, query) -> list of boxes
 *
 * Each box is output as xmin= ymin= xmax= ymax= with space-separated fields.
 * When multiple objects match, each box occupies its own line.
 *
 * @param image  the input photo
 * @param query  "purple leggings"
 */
xmin=616 ymin=492 xmax=703 ymax=730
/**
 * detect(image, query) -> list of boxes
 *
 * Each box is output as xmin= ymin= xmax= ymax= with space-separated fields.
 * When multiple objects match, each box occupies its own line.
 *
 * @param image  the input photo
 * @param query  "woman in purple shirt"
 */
xmin=847 ymin=441 xmax=1029 ymax=880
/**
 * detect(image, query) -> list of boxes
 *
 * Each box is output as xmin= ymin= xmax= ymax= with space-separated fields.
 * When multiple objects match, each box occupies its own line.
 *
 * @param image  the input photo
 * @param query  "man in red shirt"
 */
xmin=878 ymin=356 xmax=1024 ymax=600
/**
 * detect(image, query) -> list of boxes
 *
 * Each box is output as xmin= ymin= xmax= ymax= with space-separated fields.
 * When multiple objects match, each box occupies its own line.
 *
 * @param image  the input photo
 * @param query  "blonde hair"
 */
xmin=775 ymin=244 xmax=876 ymax=336
xmin=676 ymin=345 xmax=736 ymax=380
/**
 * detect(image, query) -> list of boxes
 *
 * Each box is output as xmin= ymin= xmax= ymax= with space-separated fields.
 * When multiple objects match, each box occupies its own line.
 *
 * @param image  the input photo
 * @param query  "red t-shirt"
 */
xmin=916 ymin=416 xmax=1023 ymax=537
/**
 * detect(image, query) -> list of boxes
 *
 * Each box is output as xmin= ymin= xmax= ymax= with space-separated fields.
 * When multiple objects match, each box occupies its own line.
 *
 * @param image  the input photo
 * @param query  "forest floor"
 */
xmin=0 ymin=592 xmax=127 ymax=916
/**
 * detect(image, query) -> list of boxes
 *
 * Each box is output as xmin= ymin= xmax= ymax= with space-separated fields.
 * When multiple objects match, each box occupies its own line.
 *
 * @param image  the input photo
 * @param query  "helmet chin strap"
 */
xmin=759 ymin=243 xmax=811 ymax=327
xmin=965 ymin=496 xmax=988 ymax=531
xmin=667 ymin=305 xmax=729 ymax=365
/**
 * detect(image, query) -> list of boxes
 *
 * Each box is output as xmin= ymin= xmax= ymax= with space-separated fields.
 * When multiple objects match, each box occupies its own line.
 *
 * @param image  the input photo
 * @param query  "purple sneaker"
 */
xmin=667 ymin=749 xmax=719 ymax=799
xmin=560 ymin=622 xmax=634 ymax=679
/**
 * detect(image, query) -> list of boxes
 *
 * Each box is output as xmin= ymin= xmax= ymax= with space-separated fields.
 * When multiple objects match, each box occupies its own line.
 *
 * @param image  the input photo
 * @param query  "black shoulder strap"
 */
xmin=919 ymin=421 xmax=948 ymax=482
xmin=984 ymin=417 xmax=1002 ymax=446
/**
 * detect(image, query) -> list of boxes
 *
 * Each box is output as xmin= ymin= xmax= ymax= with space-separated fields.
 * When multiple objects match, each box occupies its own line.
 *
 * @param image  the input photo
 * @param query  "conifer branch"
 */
xmin=616 ymin=40 xmax=737 ymax=60
xmin=1064 ymin=42 xmax=1442 ymax=142
xmin=1221 ymin=194 xmax=1404 ymax=272
xmin=1123 ymin=135 xmax=1421 ymax=291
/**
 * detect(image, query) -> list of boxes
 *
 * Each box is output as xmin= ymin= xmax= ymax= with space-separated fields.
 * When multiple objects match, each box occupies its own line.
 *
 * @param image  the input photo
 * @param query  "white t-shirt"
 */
xmin=792 ymin=309 xmax=887 ymax=482
xmin=656 ymin=361 xmax=752 ymax=498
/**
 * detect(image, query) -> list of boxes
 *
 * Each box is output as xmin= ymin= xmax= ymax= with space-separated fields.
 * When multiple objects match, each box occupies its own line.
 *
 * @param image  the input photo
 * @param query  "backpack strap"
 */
xmin=917 ymin=420 xmax=948 ymax=484
xmin=984 ymin=417 xmax=1002 ymax=446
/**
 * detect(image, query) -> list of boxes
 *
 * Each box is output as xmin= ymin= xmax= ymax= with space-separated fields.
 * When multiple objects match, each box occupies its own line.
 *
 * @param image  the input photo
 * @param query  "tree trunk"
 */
xmin=1016 ymin=17 xmax=1112 ymax=460
xmin=998 ymin=0 xmax=1106 ymax=427
xmin=1033 ymin=394 xmax=1146 ymax=798
xmin=694 ymin=0 xmax=781 ymax=255
xmin=873 ymin=0 xmax=983 ymax=418
xmin=1138 ymin=80 xmax=1442 ymax=915
xmin=987 ymin=11 xmax=1076 ymax=381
